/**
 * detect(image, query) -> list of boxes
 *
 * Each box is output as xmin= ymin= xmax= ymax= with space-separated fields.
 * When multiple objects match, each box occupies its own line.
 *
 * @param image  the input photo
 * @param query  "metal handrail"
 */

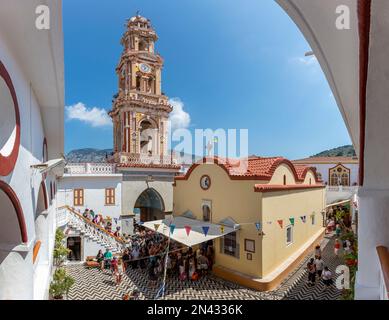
xmin=58 ymin=205 xmax=126 ymax=245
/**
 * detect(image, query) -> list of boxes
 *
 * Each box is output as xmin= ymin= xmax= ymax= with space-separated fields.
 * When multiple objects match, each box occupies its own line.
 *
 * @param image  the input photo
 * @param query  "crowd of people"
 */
xmin=94 ymin=223 xmax=215 ymax=289
xmin=81 ymin=208 xmax=122 ymax=238
xmin=306 ymin=244 xmax=333 ymax=290
xmin=306 ymin=205 xmax=355 ymax=291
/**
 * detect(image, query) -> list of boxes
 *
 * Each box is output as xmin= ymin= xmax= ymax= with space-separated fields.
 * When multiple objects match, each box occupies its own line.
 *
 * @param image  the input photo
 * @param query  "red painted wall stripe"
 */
xmin=0 ymin=180 xmax=28 ymax=243
xmin=358 ymin=0 xmax=372 ymax=186
xmin=0 ymin=61 xmax=21 ymax=176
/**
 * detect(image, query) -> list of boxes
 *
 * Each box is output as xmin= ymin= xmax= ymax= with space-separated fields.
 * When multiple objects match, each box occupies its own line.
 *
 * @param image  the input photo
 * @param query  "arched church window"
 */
xmin=341 ymin=173 xmax=349 ymax=186
xmin=148 ymin=78 xmax=154 ymax=93
xmin=136 ymin=75 xmax=141 ymax=91
xmin=330 ymin=173 xmax=339 ymax=186
xmin=139 ymin=39 xmax=148 ymax=51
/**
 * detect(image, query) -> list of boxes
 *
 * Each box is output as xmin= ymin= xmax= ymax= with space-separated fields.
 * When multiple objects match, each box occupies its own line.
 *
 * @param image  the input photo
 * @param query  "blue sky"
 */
xmin=63 ymin=0 xmax=352 ymax=159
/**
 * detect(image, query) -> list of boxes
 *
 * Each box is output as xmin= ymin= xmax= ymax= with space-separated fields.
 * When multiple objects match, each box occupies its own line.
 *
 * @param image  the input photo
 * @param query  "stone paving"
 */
xmin=65 ymin=234 xmax=344 ymax=300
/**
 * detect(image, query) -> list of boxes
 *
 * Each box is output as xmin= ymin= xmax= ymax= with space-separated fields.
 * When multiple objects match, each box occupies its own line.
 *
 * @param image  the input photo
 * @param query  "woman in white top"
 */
xmin=322 ymin=266 xmax=333 ymax=290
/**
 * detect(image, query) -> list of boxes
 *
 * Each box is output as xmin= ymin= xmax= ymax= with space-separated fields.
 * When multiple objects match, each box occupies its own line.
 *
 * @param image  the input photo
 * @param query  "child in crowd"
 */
xmin=314 ymin=245 xmax=322 ymax=259
xmin=334 ymin=239 xmax=341 ymax=257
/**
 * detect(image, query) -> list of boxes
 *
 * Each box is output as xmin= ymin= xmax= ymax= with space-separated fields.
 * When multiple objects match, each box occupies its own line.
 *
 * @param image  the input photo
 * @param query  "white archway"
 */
xmin=0 ymin=182 xmax=31 ymax=300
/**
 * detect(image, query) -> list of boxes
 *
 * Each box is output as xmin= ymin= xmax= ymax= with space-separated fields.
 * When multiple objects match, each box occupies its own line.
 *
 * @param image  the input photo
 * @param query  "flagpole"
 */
xmin=156 ymin=216 xmax=172 ymax=300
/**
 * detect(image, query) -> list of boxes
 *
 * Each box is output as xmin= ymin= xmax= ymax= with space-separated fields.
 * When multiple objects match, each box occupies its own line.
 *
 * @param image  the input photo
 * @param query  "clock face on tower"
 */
xmin=200 ymin=175 xmax=211 ymax=190
xmin=139 ymin=63 xmax=151 ymax=73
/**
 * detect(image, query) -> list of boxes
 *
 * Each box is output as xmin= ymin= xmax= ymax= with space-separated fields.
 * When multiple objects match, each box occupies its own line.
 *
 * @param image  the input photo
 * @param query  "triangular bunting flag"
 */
xmin=202 ymin=226 xmax=210 ymax=236
xmin=155 ymin=283 xmax=166 ymax=299
xmin=154 ymin=224 xmax=160 ymax=231
xmin=184 ymin=225 xmax=191 ymax=236
xmin=289 ymin=218 xmax=295 ymax=226
xmin=170 ymin=224 xmax=176 ymax=235
xmin=300 ymin=216 xmax=306 ymax=223
xmin=277 ymin=220 xmax=283 ymax=228
xmin=255 ymin=222 xmax=261 ymax=231
xmin=220 ymin=225 xmax=225 ymax=234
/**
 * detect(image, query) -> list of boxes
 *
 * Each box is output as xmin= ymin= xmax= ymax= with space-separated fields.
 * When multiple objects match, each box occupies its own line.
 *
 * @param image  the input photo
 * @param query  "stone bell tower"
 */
xmin=109 ymin=14 xmax=173 ymax=164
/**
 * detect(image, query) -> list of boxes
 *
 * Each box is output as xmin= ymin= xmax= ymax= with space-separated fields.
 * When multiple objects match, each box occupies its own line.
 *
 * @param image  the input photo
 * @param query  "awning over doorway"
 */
xmin=142 ymin=216 xmax=237 ymax=247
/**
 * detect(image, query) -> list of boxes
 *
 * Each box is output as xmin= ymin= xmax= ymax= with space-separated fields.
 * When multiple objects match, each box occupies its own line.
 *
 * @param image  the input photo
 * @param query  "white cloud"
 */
xmin=168 ymin=98 xmax=191 ymax=131
xmin=295 ymin=55 xmax=318 ymax=67
xmin=290 ymin=55 xmax=320 ymax=73
xmin=66 ymin=102 xmax=112 ymax=127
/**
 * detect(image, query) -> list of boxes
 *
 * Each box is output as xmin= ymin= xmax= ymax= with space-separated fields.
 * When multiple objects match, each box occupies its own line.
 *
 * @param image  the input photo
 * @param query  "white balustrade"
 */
xmin=119 ymin=153 xmax=177 ymax=165
xmin=326 ymin=186 xmax=359 ymax=193
xmin=64 ymin=163 xmax=116 ymax=175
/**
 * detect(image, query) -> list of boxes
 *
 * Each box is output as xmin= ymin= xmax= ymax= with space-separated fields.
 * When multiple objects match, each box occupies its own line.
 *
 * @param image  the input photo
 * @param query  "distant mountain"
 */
xmin=65 ymin=148 xmax=202 ymax=164
xmin=66 ymin=145 xmax=356 ymax=163
xmin=66 ymin=148 xmax=113 ymax=163
xmin=311 ymin=145 xmax=356 ymax=158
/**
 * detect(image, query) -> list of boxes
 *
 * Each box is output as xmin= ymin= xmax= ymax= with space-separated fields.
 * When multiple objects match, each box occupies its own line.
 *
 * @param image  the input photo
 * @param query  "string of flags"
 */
xmin=135 ymin=212 xmax=317 ymax=237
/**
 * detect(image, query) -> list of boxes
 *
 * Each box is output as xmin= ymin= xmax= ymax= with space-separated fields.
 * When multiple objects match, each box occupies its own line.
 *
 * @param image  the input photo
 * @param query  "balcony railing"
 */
xmin=326 ymin=186 xmax=359 ymax=193
xmin=115 ymin=153 xmax=177 ymax=166
xmin=377 ymin=246 xmax=389 ymax=300
xmin=64 ymin=163 xmax=117 ymax=175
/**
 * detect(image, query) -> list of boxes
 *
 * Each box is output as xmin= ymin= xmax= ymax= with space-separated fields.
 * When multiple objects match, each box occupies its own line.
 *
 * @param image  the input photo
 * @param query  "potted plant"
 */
xmin=53 ymin=228 xmax=71 ymax=267
xmin=49 ymin=268 xmax=75 ymax=300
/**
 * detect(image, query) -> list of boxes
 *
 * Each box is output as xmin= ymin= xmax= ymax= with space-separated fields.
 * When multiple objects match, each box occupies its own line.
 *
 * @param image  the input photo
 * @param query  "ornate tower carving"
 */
xmin=109 ymin=14 xmax=172 ymax=164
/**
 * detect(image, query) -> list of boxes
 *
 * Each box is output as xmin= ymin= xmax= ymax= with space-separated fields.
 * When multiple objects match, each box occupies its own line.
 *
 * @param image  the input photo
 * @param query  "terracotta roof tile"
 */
xmin=176 ymin=156 xmax=322 ymax=183
xmin=254 ymin=184 xmax=325 ymax=192
xmin=292 ymin=156 xmax=359 ymax=164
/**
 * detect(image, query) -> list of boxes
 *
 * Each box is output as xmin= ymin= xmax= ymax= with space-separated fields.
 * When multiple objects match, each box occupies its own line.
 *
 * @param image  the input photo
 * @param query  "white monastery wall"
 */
xmin=0 ymin=30 xmax=58 ymax=300
xmin=58 ymin=175 xmax=122 ymax=220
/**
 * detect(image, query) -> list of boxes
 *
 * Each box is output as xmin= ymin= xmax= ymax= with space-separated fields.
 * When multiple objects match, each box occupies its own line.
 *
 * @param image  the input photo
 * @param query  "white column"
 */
xmin=355 ymin=188 xmax=389 ymax=299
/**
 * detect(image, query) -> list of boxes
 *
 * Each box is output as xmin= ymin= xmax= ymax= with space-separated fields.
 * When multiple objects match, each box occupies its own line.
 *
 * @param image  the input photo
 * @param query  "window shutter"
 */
xmin=220 ymin=237 xmax=224 ymax=254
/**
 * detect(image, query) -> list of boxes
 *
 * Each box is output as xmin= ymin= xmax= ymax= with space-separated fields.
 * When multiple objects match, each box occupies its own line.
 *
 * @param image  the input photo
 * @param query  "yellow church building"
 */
xmin=173 ymin=156 xmax=326 ymax=291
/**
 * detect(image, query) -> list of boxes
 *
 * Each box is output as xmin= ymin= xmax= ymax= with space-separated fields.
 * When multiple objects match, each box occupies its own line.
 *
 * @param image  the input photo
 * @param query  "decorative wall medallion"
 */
xmin=0 ymin=61 xmax=20 ymax=176
xmin=200 ymin=175 xmax=211 ymax=190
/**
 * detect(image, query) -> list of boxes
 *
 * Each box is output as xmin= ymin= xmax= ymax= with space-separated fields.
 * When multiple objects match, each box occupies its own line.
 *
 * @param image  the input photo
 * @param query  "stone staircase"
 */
xmin=57 ymin=206 xmax=126 ymax=253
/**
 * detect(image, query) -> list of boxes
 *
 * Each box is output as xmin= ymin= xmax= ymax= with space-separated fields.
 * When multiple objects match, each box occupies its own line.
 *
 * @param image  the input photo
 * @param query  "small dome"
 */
xmin=129 ymin=15 xmax=149 ymax=23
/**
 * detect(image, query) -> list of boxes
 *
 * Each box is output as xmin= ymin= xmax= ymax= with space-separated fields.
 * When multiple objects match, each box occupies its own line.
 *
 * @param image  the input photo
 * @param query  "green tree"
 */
xmin=49 ymin=268 xmax=75 ymax=299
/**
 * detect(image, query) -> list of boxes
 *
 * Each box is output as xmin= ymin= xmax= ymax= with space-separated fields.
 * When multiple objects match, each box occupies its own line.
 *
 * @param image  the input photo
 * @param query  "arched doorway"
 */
xmin=134 ymin=188 xmax=165 ymax=222
xmin=0 ymin=181 xmax=30 ymax=299
xmin=67 ymin=236 xmax=81 ymax=261
xmin=34 ymin=181 xmax=49 ymax=265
